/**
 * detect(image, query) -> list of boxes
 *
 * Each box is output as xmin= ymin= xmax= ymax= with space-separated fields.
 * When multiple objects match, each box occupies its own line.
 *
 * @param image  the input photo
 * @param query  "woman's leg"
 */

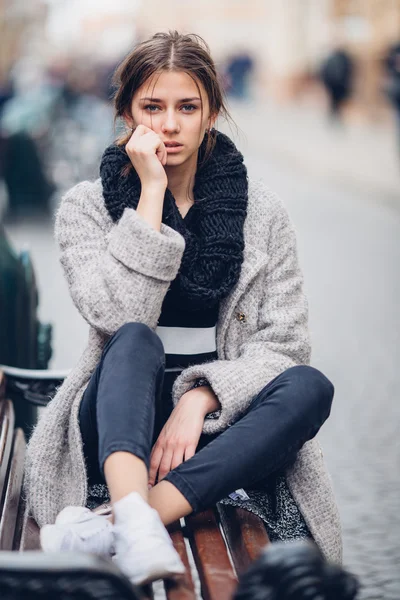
xmin=73 ymin=322 xmax=185 ymax=582
xmin=158 ymin=365 xmax=334 ymax=519
xmin=79 ymin=321 xmax=166 ymax=501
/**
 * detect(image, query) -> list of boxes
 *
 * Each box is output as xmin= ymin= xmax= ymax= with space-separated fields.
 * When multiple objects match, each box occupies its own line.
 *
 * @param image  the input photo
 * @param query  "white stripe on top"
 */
xmin=155 ymin=325 xmax=217 ymax=355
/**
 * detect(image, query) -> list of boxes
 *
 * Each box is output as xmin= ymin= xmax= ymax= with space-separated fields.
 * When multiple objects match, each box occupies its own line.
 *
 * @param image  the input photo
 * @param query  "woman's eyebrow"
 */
xmin=139 ymin=97 xmax=201 ymax=102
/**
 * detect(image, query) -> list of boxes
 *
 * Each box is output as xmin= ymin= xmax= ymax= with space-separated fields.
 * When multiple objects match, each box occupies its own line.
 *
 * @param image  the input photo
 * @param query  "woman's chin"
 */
xmin=165 ymin=153 xmax=186 ymax=166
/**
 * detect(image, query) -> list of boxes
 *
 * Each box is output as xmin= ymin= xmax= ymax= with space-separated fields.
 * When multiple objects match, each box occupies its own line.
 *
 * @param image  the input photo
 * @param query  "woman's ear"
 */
xmin=122 ymin=111 xmax=134 ymax=130
xmin=209 ymin=113 xmax=218 ymax=130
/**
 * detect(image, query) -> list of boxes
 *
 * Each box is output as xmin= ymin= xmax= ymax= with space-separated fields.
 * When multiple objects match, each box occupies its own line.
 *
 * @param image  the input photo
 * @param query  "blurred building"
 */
xmin=136 ymin=0 xmax=400 ymax=119
xmin=0 ymin=0 xmax=48 ymax=87
xmin=46 ymin=0 xmax=140 ymax=62
xmin=2 ymin=0 xmax=400 ymax=121
xmin=331 ymin=0 xmax=400 ymax=118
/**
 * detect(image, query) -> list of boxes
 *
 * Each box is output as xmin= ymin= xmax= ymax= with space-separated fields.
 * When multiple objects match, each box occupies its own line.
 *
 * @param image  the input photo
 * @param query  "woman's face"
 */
xmin=128 ymin=70 xmax=216 ymax=166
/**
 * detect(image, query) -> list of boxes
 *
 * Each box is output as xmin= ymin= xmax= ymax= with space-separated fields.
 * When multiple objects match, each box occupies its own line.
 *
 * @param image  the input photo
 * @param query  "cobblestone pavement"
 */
xmin=4 ymin=110 xmax=400 ymax=599
xmin=245 ymin=150 xmax=400 ymax=600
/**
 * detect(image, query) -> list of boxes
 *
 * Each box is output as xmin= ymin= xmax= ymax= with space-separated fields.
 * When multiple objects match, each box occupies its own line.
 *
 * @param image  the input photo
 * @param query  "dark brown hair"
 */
xmin=112 ymin=30 xmax=234 ymax=170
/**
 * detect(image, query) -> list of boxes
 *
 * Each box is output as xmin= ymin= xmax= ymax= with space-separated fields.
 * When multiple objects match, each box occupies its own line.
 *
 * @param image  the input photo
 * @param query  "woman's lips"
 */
xmin=165 ymin=144 xmax=183 ymax=153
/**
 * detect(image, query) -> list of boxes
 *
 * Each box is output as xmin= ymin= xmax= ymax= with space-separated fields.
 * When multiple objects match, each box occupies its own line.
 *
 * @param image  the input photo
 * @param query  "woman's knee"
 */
xmin=110 ymin=322 xmax=165 ymax=359
xmin=287 ymin=365 xmax=334 ymax=419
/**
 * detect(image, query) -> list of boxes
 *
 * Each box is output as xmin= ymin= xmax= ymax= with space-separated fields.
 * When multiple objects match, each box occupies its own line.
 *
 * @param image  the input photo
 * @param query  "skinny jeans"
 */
xmin=78 ymin=322 xmax=334 ymax=512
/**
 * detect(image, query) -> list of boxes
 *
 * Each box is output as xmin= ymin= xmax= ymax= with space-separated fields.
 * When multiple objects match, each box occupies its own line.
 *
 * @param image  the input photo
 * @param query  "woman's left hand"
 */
xmin=148 ymin=387 xmax=219 ymax=486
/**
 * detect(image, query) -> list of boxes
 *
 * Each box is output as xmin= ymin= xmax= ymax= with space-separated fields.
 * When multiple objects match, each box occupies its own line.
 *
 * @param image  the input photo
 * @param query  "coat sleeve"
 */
xmin=55 ymin=180 xmax=185 ymax=335
xmin=171 ymin=193 xmax=311 ymax=434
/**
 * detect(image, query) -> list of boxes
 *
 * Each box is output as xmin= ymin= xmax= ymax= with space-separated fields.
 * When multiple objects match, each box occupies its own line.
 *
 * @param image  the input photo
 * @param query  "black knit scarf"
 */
xmin=100 ymin=130 xmax=248 ymax=312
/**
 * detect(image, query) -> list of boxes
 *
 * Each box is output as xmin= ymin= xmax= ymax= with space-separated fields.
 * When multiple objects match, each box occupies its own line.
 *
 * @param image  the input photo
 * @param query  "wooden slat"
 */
xmin=185 ymin=510 xmax=237 ymax=600
xmin=0 ymin=370 xmax=5 ymax=400
xmin=0 ymin=428 xmax=26 ymax=549
xmin=164 ymin=520 xmax=196 ymax=600
xmin=12 ymin=484 xmax=26 ymax=551
xmin=0 ymin=398 xmax=15 ymax=512
xmin=217 ymin=505 xmax=270 ymax=575
xmin=19 ymin=514 xmax=41 ymax=551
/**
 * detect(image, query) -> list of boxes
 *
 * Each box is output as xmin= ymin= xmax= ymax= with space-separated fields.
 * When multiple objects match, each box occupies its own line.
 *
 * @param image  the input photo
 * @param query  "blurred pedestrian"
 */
xmin=26 ymin=30 xmax=340 ymax=588
xmin=320 ymin=48 xmax=354 ymax=122
xmin=0 ymin=79 xmax=14 ymax=116
xmin=0 ymin=130 xmax=55 ymax=220
xmin=224 ymin=51 xmax=255 ymax=100
xmin=383 ymin=42 xmax=400 ymax=154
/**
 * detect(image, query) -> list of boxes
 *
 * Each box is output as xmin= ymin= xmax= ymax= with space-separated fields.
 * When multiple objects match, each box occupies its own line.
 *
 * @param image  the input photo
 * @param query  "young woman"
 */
xmin=25 ymin=31 xmax=341 ymax=586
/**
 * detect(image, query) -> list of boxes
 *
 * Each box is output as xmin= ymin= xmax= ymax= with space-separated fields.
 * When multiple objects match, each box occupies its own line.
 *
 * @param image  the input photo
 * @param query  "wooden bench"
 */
xmin=0 ymin=369 xmax=270 ymax=599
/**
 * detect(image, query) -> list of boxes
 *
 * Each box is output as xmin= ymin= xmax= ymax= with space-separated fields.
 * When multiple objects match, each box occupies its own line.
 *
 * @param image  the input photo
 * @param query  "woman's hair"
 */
xmin=111 ymin=30 xmax=234 ymax=169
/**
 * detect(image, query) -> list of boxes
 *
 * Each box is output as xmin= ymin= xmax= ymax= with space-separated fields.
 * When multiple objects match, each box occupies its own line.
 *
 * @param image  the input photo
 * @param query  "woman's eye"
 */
xmin=181 ymin=104 xmax=196 ymax=112
xmin=143 ymin=104 xmax=196 ymax=113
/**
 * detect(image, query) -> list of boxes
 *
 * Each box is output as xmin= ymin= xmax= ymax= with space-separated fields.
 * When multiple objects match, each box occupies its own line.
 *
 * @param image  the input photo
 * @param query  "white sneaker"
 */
xmin=113 ymin=492 xmax=185 ymax=585
xmin=40 ymin=506 xmax=114 ymax=556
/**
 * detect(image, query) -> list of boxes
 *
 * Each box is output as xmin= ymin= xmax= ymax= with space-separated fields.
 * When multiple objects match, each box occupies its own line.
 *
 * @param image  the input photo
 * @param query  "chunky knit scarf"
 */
xmin=100 ymin=130 xmax=248 ymax=311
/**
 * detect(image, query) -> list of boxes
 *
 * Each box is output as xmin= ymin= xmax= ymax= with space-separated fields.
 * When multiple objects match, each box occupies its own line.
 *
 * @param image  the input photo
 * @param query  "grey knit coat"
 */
xmin=24 ymin=177 xmax=342 ymax=563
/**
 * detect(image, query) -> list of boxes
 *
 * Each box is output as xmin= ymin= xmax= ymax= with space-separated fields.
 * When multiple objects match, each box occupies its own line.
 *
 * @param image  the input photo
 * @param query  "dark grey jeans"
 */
xmin=78 ymin=322 xmax=334 ymax=512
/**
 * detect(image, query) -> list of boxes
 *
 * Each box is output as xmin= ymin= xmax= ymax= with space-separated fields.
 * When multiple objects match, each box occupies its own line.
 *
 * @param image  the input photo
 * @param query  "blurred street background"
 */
xmin=1 ymin=1 xmax=400 ymax=599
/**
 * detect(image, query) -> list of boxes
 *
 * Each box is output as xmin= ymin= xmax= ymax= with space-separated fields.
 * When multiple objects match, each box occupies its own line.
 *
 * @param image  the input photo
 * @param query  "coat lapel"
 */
xmin=216 ymin=244 xmax=266 ymax=358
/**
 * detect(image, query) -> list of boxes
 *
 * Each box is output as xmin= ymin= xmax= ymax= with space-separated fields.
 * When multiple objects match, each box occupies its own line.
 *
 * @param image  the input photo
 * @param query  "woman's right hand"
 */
xmin=126 ymin=124 xmax=168 ymax=190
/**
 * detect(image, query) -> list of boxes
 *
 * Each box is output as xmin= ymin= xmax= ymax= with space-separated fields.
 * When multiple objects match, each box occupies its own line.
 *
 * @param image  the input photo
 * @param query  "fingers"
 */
xmin=184 ymin=445 xmax=197 ymax=462
xmin=158 ymin=448 xmax=174 ymax=482
xmin=155 ymin=140 xmax=167 ymax=165
xmin=128 ymin=125 xmax=166 ymax=164
xmin=171 ymin=448 xmax=185 ymax=472
xmin=149 ymin=444 xmax=188 ymax=486
xmin=159 ymin=444 xmax=196 ymax=481
xmin=130 ymin=123 xmax=152 ymax=137
xmin=149 ymin=444 xmax=163 ymax=487
xmin=149 ymin=435 xmax=199 ymax=488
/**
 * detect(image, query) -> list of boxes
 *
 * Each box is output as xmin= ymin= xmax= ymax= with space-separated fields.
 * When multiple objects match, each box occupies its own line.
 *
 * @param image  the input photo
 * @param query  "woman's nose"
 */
xmin=162 ymin=112 xmax=180 ymax=133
